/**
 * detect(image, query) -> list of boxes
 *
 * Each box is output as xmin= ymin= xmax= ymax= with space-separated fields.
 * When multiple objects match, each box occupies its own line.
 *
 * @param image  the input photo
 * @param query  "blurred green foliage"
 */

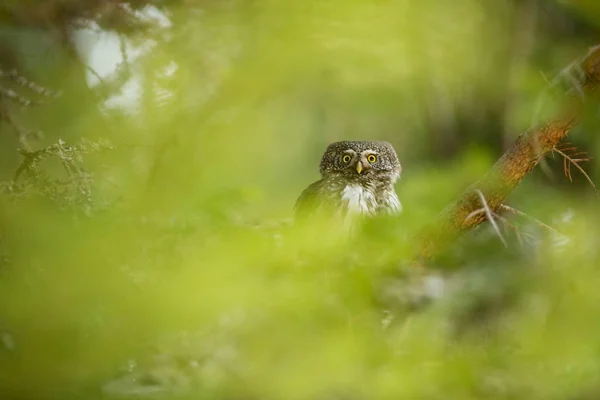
xmin=1 ymin=0 xmax=600 ymax=399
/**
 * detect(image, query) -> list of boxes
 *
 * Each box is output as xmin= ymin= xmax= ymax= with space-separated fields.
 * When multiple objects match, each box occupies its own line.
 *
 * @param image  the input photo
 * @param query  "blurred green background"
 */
xmin=1 ymin=0 xmax=600 ymax=399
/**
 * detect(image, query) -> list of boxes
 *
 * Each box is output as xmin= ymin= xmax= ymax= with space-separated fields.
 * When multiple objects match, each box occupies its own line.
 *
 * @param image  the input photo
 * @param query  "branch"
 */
xmin=0 ymin=69 xmax=61 ymax=98
xmin=417 ymin=45 xmax=600 ymax=260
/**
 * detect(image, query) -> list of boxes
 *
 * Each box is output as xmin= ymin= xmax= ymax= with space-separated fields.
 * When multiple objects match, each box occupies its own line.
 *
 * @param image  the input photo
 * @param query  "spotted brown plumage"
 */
xmin=295 ymin=141 xmax=402 ymax=223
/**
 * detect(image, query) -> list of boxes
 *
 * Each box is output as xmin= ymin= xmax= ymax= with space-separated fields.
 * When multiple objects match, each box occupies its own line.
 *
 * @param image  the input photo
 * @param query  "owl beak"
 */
xmin=356 ymin=161 xmax=364 ymax=174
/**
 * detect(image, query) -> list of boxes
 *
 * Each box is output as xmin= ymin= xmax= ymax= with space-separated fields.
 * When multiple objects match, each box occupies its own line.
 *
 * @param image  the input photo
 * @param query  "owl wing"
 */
xmin=294 ymin=179 xmax=339 ymax=221
xmin=294 ymin=180 xmax=323 ymax=220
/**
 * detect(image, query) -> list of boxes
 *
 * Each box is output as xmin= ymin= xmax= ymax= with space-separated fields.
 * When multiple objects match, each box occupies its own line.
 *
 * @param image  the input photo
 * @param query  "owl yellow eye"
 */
xmin=342 ymin=155 xmax=352 ymax=163
xmin=367 ymin=154 xmax=377 ymax=163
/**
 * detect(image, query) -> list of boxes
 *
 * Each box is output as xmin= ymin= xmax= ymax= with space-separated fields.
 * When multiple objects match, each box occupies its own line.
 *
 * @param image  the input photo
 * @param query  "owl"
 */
xmin=294 ymin=141 xmax=402 ymax=223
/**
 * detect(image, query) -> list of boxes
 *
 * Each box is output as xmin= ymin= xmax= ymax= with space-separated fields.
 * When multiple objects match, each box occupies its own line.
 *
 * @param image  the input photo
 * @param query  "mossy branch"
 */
xmin=417 ymin=46 xmax=600 ymax=260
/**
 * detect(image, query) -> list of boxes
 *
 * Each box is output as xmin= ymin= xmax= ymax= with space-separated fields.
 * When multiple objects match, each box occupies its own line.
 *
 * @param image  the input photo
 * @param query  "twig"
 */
xmin=493 ymin=209 xmax=525 ymax=247
xmin=0 ymin=87 xmax=40 ymax=106
xmin=498 ymin=204 xmax=564 ymax=237
xmin=553 ymin=146 xmax=598 ymax=193
xmin=1 ymin=108 xmax=39 ymax=151
xmin=83 ymin=63 xmax=107 ymax=86
xmin=119 ymin=34 xmax=129 ymax=67
xmin=501 ymin=215 xmax=524 ymax=248
xmin=468 ymin=203 xmax=565 ymax=248
xmin=467 ymin=207 xmax=523 ymax=246
xmin=476 ymin=190 xmax=507 ymax=247
xmin=0 ymin=69 xmax=61 ymax=97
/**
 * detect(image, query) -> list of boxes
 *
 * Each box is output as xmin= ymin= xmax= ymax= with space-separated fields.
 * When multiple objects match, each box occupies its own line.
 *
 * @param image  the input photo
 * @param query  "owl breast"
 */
xmin=294 ymin=176 xmax=402 ymax=223
xmin=339 ymin=184 xmax=378 ymax=217
xmin=377 ymin=187 xmax=403 ymax=215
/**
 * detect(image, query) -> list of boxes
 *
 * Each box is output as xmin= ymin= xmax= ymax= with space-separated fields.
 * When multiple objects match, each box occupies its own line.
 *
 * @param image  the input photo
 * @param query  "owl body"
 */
xmin=295 ymin=141 xmax=402 ymax=223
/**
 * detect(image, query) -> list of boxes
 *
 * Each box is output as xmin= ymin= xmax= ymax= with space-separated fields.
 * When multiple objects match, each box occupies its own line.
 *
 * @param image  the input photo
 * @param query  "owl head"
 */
xmin=318 ymin=140 xmax=401 ymax=184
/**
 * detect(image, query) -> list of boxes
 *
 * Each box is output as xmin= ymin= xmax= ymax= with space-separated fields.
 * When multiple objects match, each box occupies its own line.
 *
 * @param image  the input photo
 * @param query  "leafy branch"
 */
xmin=1 ymin=138 xmax=114 ymax=212
xmin=0 ymin=68 xmax=61 ymax=150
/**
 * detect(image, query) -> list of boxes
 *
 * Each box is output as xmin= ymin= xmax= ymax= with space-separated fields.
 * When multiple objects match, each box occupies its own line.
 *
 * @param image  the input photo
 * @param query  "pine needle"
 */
xmin=499 ymin=204 xmax=564 ymax=237
xmin=553 ymin=144 xmax=598 ymax=194
xmin=464 ymin=190 xmax=508 ymax=248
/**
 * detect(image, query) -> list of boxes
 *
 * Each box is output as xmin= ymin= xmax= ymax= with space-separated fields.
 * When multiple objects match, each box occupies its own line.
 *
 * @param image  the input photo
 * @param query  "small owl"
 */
xmin=294 ymin=141 xmax=402 ymax=223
